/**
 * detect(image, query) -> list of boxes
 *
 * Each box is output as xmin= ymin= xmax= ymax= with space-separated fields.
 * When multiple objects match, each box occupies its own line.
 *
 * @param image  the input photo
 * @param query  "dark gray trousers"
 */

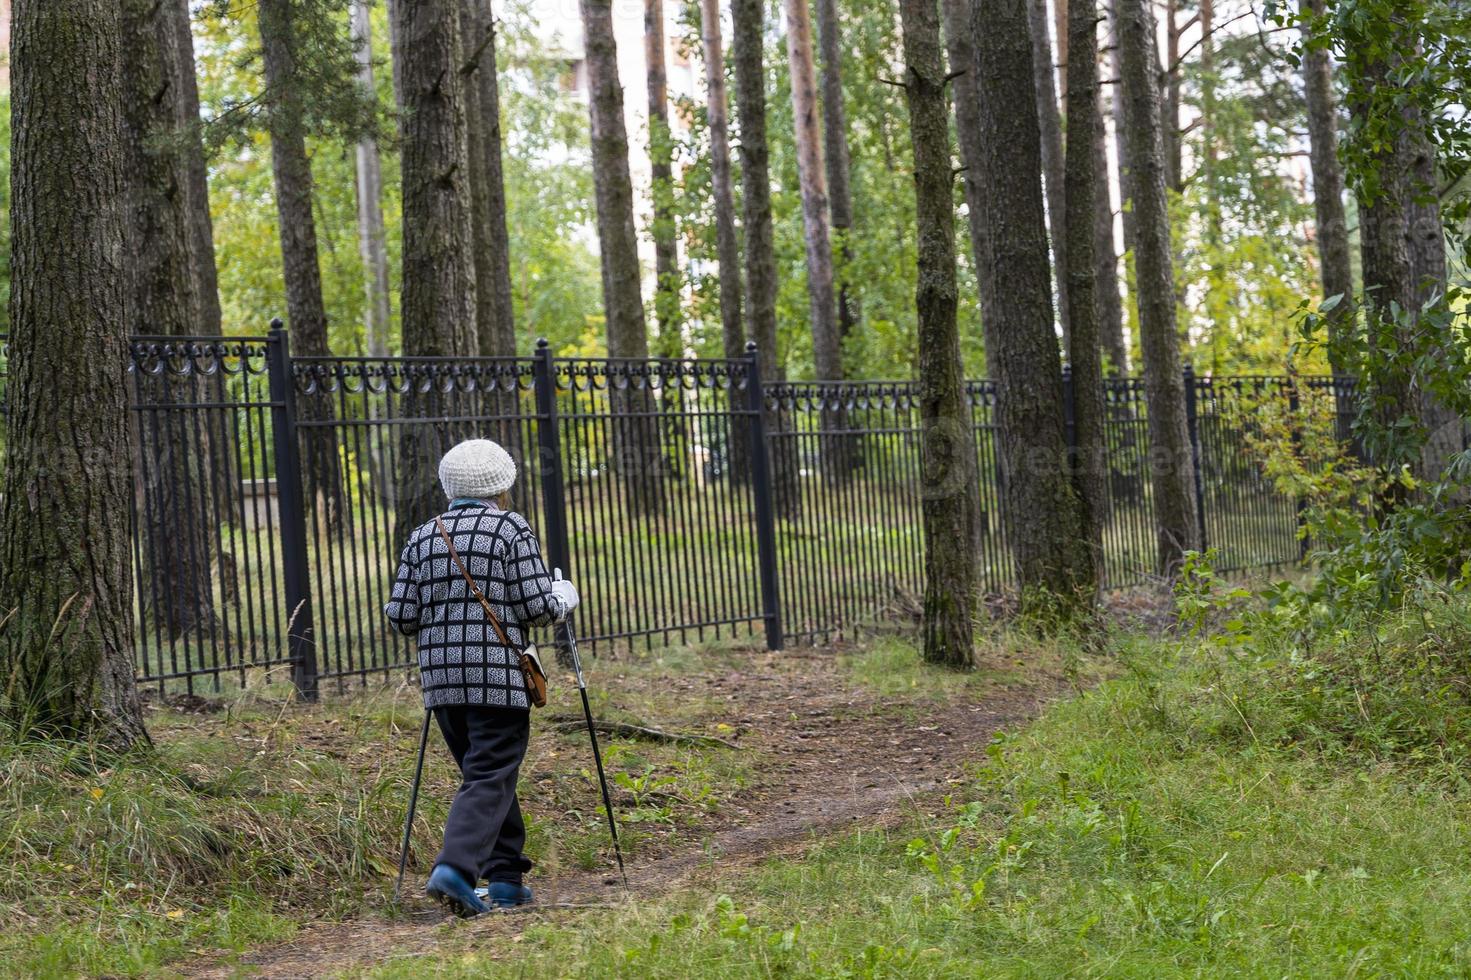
xmin=433 ymin=705 xmax=534 ymax=886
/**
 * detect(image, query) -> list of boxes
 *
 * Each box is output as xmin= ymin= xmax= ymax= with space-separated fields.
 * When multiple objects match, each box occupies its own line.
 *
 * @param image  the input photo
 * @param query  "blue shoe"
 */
xmin=426 ymin=864 xmax=488 ymax=918
xmin=482 ymin=881 xmax=533 ymax=909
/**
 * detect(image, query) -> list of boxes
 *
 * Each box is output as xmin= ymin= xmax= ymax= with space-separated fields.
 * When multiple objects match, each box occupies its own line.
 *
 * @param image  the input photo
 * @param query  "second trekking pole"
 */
xmin=555 ymin=569 xmax=628 ymax=888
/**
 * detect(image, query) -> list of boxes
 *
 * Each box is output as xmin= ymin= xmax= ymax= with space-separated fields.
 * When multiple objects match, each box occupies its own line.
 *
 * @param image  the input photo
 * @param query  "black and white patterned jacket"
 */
xmin=384 ymin=503 xmax=563 ymax=709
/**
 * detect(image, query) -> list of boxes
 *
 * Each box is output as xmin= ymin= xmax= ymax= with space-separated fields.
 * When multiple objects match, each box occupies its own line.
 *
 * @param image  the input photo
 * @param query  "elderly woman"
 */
xmin=384 ymin=439 xmax=579 ymax=917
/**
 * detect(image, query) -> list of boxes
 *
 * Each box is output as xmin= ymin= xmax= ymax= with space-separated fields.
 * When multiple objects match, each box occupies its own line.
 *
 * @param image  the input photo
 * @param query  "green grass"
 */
xmin=369 ymin=634 xmax=1471 ymax=978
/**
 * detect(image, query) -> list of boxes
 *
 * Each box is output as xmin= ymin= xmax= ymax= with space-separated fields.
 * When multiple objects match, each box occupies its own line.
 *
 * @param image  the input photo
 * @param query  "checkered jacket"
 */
xmin=384 ymin=503 xmax=563 ymax=709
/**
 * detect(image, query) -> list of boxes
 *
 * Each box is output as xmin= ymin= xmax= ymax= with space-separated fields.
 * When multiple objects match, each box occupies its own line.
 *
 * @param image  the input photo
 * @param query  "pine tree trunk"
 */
xmin=900 ymin=0 xmax=980 ymax=665
xmin=352 ymin=0 xmax=393 ymax=357
xmin=171 ymin=0 xmax=222 ymax=337
xmin=258 ymin=0 xmax=347 ymax=534
xmin=122 ymin=0 xmax=222 ymax=642
xmin=1027 ymin=0 xmax=1071 ymax=347
xmin=816 ymin=0 xmax=860 ymax=342
xmin=732 ymin=0 xmax=798 ymax=519
xmin=468 ymin=0 xmax=516 ymax=358
xmin=942 ymin=0 xmax=996 ymax=331
xmin=1299 ymin=0 xmax=1353 ymax=375
xmin=1163 ymin=0 xmax=1182 ymax=193
xmin=703 ymin=0 xmax=743 ymax=363
xmin=581 ymin=0 xmax=664 ymax=515
xmin=702 ymin=0 xmax=750 ymax=482
xmin=395 ymin=0 xmax=480 ymax=537
xmin=785 ymin=0 xmax=849 ymax=481
xmin=460 ymin=0 xmax=499 ymax=355
xmin=972 ymin=0 xmax=1095 ymax=612
xmin=1064 ymin=0 xmax=1108 ymax=582
xmin=1093 ymin=81 xmax=1128 ymax=373
xmin=1 ymin=0 xmax=149 ymax=749
xmin=1118 ymin=0 xmax=1199 ymax=571
xmin=1107 ymin=0 xmax=1136 ymax=255
xmin=646 ymin=0 xmax=681 ymax=360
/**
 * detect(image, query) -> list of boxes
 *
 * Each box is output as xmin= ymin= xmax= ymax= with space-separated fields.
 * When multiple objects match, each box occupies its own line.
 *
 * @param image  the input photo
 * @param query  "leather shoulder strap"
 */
xmin=434 ymin=516 xmax=511 ymax=647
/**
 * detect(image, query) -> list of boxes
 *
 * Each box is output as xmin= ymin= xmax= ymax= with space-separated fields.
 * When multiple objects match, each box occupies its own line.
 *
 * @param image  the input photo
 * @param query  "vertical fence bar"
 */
xmin=1288 ymin=376 xmax=1308 ymax=560
xmin=266 ymin=320 xmax=318 ymax=700
xmin=533 ymin=339 xmax=575 ymax=662
xmin=744 ymin=343 xmax=784 ymax=651
xmin=1183 ymin=363 xmax=1207 ymax=551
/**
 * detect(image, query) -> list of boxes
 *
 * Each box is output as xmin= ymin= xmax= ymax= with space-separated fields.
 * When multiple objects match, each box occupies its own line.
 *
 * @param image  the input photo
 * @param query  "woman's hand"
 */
xmin=551 ymin=569 xmax=580 ymax=620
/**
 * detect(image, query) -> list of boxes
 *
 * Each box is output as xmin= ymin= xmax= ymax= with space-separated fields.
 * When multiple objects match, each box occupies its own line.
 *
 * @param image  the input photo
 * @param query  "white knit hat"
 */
xmin=438 ymin=439 xmax=518 ymax=500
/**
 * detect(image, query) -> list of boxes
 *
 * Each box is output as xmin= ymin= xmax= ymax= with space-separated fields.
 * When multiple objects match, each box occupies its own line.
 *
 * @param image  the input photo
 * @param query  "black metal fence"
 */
xmin=0 ymin=326 xmax=1342 ymax=695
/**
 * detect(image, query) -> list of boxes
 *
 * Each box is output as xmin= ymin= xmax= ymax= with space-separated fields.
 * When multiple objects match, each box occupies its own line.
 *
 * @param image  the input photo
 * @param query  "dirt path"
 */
xmin=186 ymin=647 xmax=1063 ymax=978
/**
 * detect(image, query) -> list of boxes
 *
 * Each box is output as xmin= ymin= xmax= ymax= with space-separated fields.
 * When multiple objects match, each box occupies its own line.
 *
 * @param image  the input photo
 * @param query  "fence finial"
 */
xmin=536 ymin=337 xmax=550 ymax=350
xmin=745 ymin=340 xmax=758 ymax=354
xmin=270 ymin=317 xmax=285 ymax=332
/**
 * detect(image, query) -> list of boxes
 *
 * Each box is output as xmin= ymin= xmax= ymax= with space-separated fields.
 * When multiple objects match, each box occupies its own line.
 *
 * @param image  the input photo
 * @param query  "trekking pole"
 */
xmin=394 ymin=708 xmax=433 ymax=903
xmin=555 ymin=569 xmax=628 ymax=888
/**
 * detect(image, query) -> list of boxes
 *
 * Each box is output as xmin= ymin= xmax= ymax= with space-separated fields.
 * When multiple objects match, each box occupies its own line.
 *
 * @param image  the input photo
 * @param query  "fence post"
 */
xmin=533 ymin=339 xmax=575 ymax=660
xmin=1183 ymin=363 xmax=1208 ymax=550
xmin=266 ymin=319 xmax=318 ymax=701
xmin=744 ymin=343 xmax=784 ymax=651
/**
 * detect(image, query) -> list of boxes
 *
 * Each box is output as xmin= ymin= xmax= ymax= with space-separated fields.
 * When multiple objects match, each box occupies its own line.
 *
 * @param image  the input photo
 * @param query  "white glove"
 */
xmin=550 ymin=576 xmax=580 ymax=620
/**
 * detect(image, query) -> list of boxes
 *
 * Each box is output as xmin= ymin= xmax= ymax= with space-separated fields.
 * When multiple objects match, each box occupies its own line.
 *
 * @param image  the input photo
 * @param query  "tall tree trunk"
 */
xmin=899 ymin=0 xmax=979 ymax=665
xmin=259 ymin=0 xmax=347 ymax=534
xmin=942 ymin=0 xmax=998 ymax=554
xmin=1299 ymin=0 xmax=1353 ymax=375
xmin=459 ymin=0 xmax=501 ymax=359
xmin=1027 ymin=0 xmax=1071 ymax=347
xmin=1093 ymin=81 xmax=1128 ymax=373
xmin=942 ymin=0 xmax=996 ymax=332
xmin=395 ymin=0 xmax=480 ymax=537
xmin=732 ymin=0 xmax=798 ymax=518
xmin=122 ymin=0 xmax=219 ymax=642
xmin=581 ymin=0 xmax=664 ymax=515
xmin=1118 ymin=0 xmax=1199 ymax=571
xmin=1064 ymin=0 xmax=1108 ymax=585
xmin=1107 ymin=0 xmax=1136 ymax=255
xmin=646 ymin=0 xmax=682 ymax=360
xmin=352 ymin=0 xmax=393 ymax=357
xmin=468 ymin=1 xmax=518 ymax=359
xmin=703 ymin=0 xmax=743 ymax=363
xmin=1163 ymin=0 xmax=1182 ymax=192
xmin=816 ymin=0 xmax=860 ymax=342
xmin=785 ymin=0 xmax=849 ymax=481
xmin=1 ymin=0 xmax=149 ymax=749
xmin=701 ymin=0 xmax=751 ymax=482
xmin=972 ymin=0 xmax=1095 ymax=612
xmin=171 ymin=0 xmax=222 ymax=336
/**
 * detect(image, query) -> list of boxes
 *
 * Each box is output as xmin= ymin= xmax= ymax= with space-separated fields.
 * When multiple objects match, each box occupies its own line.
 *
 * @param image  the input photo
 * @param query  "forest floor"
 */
xmin=179 ymin=633 xmax=1073 ymax=978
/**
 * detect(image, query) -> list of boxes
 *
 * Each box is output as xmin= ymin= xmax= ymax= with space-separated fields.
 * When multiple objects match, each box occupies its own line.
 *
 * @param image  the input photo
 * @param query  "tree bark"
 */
xmin=1163 ymin=0 xmax=1182 ymax=192
xmin=972 ymin=0 xmax=1095 ymax=612
xmin=1064 ymin=0 xmax=1108 ymax=585
xmin=646 ymin=0 xmax=682 ymax=361
xmin=899 ymin=0 xmax=980 ymax=665
xmin=170 ymin=0 xmax=222 ymax=337
xmin=121 ymin=0 xmax=221 ymax=641
xmin=460 ymin=0 xmax=505 ymax=361
xmin=395 ymin=0 xmax=480 ymax=536
xmin=732 ymin=0 xmax=798 ymax=518
xmin=786 ymin=0 xmax=850 ymax=482
xmin=1 ymin=0 xmax=149 ymax=749
xmin=816 ymin=0 xmax=860 ymax=343
xmin=942 ymin=0 xmax=996 ymax=334
xmin=703 ymin=0 xmax=743 ymax=363
xmin=1106 ymin=0 xmax=1136 ymax=255
xmin=1093 ymin=81 xmax=1128 ymax=373
xmin=1118 ymin=0 xmax=1199 ymax=571
xmin=468 ymin=0 xmax=518 ymax=359
xmin=1299 ymin=0 xmax=1353 ymax=375
xmin=352 ymin=0 xmax=393 ymax=356
xmin=581 ymin=0 xmax=664 ymax=514
xmin=259 ymin=0 xmax=347 ymax=533
xmin=1027 ymin=0 xmax=1071 ymax=347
